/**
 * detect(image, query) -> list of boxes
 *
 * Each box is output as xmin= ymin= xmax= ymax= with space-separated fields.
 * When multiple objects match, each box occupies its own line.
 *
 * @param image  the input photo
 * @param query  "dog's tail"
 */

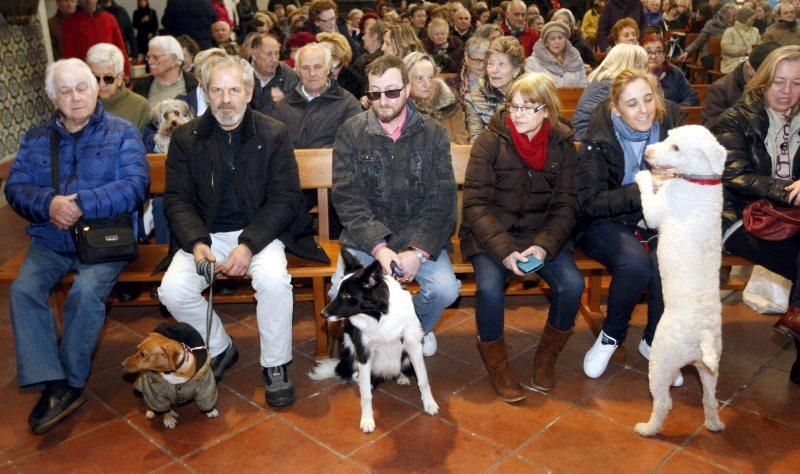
xmin=700 ymin=332 xmax=720 ymax=374
xmin=308 ymin=358 xmax=340 ymax=381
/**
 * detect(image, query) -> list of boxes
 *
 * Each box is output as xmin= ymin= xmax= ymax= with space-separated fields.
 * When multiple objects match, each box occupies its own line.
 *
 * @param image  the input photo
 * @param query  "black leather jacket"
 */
xmin=713 ymin=92 xmax=800 ymax=231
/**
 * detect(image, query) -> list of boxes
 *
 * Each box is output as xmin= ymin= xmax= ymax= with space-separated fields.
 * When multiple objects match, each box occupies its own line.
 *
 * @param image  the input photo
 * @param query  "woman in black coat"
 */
xmin=576 ymin=69 xmax=686 ymax=382
xmin=133 ymin=0 xmax=159 ymax=57
xmin=714 ymin=45 xmax=800 ymax=386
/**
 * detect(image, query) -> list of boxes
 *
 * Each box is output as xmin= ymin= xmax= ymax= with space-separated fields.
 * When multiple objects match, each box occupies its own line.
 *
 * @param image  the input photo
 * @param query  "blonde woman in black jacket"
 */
xmin=714 ymin=45 xmax=800 ymax=385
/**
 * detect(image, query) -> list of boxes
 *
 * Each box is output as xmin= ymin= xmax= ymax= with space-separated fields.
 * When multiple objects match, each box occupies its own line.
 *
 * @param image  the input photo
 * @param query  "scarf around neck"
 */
xmin=505 ymin=114 xmax=552 ymax=171
xmin=611 ymin=113 xmax=661 ymax=185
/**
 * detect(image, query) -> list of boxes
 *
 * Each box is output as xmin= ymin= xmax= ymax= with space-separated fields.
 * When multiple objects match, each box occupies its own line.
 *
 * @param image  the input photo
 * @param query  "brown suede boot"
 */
xmin=477 ymin=337 xmax=526 ymax=403
xmin=531 ymin=323 xmax=571 ymax=392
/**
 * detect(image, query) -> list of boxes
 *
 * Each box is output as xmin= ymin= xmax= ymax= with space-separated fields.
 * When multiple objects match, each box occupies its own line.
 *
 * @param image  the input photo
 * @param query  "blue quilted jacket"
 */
xmin=5 ymin=101 xmax=150 ymax=254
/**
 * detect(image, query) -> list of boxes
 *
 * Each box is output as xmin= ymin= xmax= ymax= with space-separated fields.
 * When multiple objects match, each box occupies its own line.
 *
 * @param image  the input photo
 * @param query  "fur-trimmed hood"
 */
xmin=530 ymin=39 xmax=585 ymax=75
xmin=412 ymin=78 xmax=461 ymax=120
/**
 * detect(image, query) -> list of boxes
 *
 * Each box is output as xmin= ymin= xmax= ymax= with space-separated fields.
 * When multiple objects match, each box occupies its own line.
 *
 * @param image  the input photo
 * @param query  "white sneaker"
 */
xmin=584 ymin=331 xmax=618 ymax=378
xmin=422 ymin=332 xmax=437 ymax=357
xmin=638 ymin=339 xmax=684 ymax=387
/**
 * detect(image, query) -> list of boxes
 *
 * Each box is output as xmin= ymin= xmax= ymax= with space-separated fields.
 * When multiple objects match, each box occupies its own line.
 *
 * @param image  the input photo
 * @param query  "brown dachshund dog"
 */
xmin=122 ymin=323 xmax=219 ymax=429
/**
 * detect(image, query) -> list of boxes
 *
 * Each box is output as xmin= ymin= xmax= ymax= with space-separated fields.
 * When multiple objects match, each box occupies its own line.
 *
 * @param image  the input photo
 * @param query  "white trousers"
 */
xmin=158 ymin=231 xmax=293 ymax=367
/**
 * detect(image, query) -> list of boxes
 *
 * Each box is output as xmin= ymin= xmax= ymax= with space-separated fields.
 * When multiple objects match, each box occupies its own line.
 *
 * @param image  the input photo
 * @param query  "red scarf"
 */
xmin=505 ymin=114 xmax=551 ymax=171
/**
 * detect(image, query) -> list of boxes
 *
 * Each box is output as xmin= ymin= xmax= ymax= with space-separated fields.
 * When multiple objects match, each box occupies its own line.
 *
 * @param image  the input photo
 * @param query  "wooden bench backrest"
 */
xmin=557 ymin=88 xmax=585 ymax=109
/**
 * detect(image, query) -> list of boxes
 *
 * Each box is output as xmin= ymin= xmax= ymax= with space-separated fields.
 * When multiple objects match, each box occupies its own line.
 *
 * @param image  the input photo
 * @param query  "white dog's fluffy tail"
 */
xmin=308 ymin=359 xmax=339 ymax=380
xmin=700 ymin=333 xmax=720 ymax=374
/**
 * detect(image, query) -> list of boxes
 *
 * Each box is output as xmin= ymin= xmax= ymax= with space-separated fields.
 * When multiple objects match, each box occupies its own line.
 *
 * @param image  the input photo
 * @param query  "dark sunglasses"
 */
xmin=94 ymin=74 xmax=117 ymax=85
xmin=365 ymin=88 xmax=403 ymax=101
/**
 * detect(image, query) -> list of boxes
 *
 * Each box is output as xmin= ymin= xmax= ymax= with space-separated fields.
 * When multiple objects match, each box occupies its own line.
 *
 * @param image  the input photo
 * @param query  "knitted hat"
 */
xmin=748 ymin=42 xmax=781 ymax=71
xmin=540 ymin=21 xmax=570 ymax=42
xmin=736 ymin=7 xmax=754 ymax=23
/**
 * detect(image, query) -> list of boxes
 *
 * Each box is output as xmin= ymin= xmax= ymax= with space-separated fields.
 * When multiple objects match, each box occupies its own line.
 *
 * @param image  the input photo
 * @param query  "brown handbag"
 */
xmin=743 ymin=198 xmax=800 ymax=241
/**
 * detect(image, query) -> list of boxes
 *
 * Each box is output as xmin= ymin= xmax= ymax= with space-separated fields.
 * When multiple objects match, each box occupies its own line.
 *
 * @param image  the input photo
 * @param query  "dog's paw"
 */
xmin=205 ymin=408 xmax=220 ymax=418
xmin=396 ymin=374 xmax=410 ymax=385
xmin=634 ymin=422 xmax=658 ymax=437
xmin=360 ymin=417 xmax=376 ymax=433
xmin=163 ymin=414 xmax=178 ymax=429
xmin=423 ymin=399 xmax=439 ymax=416
xmin=169 ymin=409 xmax=179 ymax=418
xmin=145 ymin=409 xmax=156 ymax=420
xmin=705 ymin=417 xmax=725 ymax=432
xmin=634 ymin=170 xmax=653 ymax=190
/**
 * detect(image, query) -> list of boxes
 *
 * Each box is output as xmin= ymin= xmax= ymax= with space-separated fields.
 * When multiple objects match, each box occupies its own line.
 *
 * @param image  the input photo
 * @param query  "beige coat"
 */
xmin=721 ymin=22 xmax=759 ymax=74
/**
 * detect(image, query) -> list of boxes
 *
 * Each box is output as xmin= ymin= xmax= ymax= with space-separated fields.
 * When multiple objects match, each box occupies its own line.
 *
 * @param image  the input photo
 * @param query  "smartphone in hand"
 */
xmin=517 ymin=256 xmax=544 ymax=274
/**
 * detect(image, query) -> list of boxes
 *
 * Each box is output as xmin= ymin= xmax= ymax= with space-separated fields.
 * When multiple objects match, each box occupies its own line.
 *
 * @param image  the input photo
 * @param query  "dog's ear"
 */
xmin=710 ymin=141 xmax=727 ymax=176
xmin=340 ymin=249 xmax=363 ymax=273
xmin=362 ymin=260 xmax=384 ymax=288
xmin=161 ymin=344 xmax=181 ymax=371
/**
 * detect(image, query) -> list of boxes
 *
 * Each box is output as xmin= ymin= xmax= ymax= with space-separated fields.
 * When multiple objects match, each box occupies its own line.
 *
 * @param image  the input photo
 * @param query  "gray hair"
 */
xmin=85 ymin=43 xmax=125 ymax=76
xmin=403 ymin=51 xmax=439 ymax=74
xmin=193 ymin=48 xmax=227 ymax=77
xmin=551 ymin=8 xmax=576 ymax=28
xmin=200 ymin=55 xmax=255 ymax=92
xmin=149 ymin=35 xmax=184 ymax=65
xmin=45 ymin=58 xmax=98 ymax=101
xmin=295 ymin=42 xmax=332 ymax=71
xmin=506 ymin=0 xmax=526 ymax=13
xmin=465 ymin=36 xmax=490 ymax=56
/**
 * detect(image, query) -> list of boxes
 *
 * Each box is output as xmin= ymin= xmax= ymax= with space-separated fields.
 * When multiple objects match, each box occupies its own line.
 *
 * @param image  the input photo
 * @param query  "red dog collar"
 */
xmin=679 ymin=174 xmax=722 ymax=185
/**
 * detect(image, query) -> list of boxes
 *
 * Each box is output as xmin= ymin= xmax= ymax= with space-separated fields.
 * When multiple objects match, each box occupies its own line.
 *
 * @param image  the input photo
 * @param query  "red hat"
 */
xmin=288 ymin=31 xmax=316 ymax=48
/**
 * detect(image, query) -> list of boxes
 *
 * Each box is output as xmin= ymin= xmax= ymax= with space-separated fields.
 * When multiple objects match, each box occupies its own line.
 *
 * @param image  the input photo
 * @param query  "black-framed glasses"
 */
xmin=507 ymin=103 xmax=546 ymax=115
xmin=93 ymin=74 xmax=118 ymax=85
xmin=776 ymin=121 xmax=791 ymax=179
xmin=365 ymin=88 xmax=403 ymax=100
xmin=467 ymin=55 xmax=486 ymax=65
xmin=645 ymin=49 xmax=664 ymax=56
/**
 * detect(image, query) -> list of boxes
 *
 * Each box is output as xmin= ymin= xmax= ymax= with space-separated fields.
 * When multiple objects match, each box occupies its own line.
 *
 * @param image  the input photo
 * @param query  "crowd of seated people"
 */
xmin=12 ymin=0 xmax=800 ymax=433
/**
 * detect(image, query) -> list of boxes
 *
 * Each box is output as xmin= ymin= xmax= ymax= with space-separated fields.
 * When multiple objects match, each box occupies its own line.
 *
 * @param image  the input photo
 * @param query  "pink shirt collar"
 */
xmin=378 ymin=105 xmax=408 ymax=142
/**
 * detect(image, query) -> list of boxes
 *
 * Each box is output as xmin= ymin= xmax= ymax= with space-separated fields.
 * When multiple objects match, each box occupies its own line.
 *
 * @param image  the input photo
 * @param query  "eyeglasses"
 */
xmin=94 ymin=74 xmax=118 ymax=85
xmin=365 ymin=88 xmax=404 ymax=100
xmin=508 ymin=103 xmax=545 ymax=115
xmin=645 ymin=49 xmax=664 ymax=57
xmin=318 ymin=16 xmax=336 ymax=23
xmin=776 ymin=121 xmax=792 ymax=179
xmin=467 ymin=55 xmax=486 ymax=65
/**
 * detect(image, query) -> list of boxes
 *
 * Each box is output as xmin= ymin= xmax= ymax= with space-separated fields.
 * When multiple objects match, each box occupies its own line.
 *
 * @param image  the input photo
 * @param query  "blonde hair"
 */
xmin=316 ymin=31 xmax=353 ymax=67
xmin=609 ymin=69 xmax=665 ymax=122
xmin=745 ymin=45 xmax=800 ymax=118
xmin=385 ymin=24 xmax=425 ymax=58
xmin=587 ymin=44 xmax=649 ymax=83
xmin=506 ymin=72 xmax=561 ymax=123
xmin=487 ymin=36 xmax=526 ymax=70
xmin=427 ymin=17 xmax=450 ymax=33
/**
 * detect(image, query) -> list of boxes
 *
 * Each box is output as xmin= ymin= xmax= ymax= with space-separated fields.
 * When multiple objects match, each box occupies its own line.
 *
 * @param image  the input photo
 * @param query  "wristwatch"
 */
xmin=410 ymin=248 xmax=427 ymax=264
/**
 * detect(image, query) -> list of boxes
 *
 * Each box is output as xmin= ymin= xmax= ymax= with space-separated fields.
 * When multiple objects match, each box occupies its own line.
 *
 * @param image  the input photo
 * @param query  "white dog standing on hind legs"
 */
xmin=633 ymin=125 xmax=727 ymax=437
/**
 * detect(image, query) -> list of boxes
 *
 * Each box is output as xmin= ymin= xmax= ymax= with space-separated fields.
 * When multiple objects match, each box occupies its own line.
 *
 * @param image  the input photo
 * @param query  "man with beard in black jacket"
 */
xmin=158 ymin=55 xmax=329 ymax=409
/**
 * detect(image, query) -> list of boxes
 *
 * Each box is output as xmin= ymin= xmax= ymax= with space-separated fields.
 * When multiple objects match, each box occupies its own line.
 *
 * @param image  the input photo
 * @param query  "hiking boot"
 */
xmin=263 ymin=364 xmax=295 ymax=407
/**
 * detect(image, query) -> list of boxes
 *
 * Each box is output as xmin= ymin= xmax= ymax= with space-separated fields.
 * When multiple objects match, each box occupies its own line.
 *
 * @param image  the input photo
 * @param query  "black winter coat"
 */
xmin=702 ymin=62 xmax=746 ymax=130
xmin=270 ymin=80 xmax=362 ymax=149
xmin=576 ymin=98 xmax=686 ymax=234
xmin=713 ymin=92 xmax=800 ymax=231
xmin=460 ymin=112 xmax=577 ymax=263
xmin=164 ymin=107 xmax=329 ymax=263
xmin=162 ymin=0 xmax=217 ymax=49
xmin=597 ymin=0 xmax=646 ymax=51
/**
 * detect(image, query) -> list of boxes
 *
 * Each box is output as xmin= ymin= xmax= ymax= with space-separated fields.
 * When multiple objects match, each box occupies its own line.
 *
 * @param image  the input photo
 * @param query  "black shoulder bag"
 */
xmin=50 ymin=130 xmax=138 ymax=264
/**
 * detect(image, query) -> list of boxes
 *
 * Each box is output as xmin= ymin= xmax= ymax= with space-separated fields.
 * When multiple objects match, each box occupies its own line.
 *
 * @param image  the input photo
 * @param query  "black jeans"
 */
xmin=577 ymin=222 xmax=664 ymax=344
xmin=725 ymin=227 xmax=800 ymax=306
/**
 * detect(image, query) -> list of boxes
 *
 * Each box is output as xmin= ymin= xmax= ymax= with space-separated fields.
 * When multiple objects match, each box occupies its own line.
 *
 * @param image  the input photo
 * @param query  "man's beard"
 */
xmin=374 ymin=103 xmax=405 ymax=123
xmin=213 ymin=106 xmax=246 ymax=127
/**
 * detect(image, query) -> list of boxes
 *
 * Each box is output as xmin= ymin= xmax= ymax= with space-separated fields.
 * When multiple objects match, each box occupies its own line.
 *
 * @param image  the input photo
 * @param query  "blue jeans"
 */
xmin=577 ymin=222 xmax=663 ymax=344
xmin=329 ymin=248 xmax=461 ymax=333
xmin=10 ymin=242 xmax=126 ymax=389
xmin=151 ymin=196 xmax=170 ymax=244
xmin=471 ymin=250 xmax=584 ymax=342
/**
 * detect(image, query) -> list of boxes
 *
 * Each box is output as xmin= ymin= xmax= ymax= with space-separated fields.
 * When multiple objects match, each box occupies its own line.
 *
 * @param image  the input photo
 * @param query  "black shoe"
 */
xmin=263 ymin=365 xmax=295 ymax=407
xmin=30 ymin=387 xmax=87 ymax=435
xmin=211 ymin=340 xmax=239 ymax=382
xmin=116 ymin=283 xmax=142 ymax=303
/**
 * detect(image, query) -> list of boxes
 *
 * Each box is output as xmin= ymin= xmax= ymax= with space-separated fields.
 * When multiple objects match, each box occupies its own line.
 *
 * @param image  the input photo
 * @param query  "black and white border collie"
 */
xmin=308 ymin=250 xmax=438 ymax=433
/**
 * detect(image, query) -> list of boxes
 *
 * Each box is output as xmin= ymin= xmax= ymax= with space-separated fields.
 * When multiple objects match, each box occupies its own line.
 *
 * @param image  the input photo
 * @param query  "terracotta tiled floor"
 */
xmin=0 ymin=205 xmax=798 ymax=472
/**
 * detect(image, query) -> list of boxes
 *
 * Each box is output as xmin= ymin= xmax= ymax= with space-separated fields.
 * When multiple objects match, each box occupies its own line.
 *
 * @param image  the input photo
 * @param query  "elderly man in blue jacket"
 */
xmin=5 ymin=58 xmax=149 ymax=435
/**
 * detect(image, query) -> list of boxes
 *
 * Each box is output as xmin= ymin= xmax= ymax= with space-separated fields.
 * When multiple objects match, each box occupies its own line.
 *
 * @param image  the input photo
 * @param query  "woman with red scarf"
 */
xmin=460 ymin=72 xmax=584 ymax=402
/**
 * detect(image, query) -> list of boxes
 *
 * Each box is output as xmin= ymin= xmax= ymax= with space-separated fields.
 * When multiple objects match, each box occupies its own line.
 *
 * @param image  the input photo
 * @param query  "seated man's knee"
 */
xmin=251 ymin=267 xmax=291 ymax=294
xmin=158 ymin=274 xmax=197 ymax=308
xmin=426 ymin=273 xmax=461 ymax=306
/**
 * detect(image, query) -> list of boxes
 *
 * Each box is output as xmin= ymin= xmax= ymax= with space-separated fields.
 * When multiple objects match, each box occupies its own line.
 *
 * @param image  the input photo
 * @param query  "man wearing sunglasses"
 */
xmin=331 ymin=54 xmax=461 ymax=357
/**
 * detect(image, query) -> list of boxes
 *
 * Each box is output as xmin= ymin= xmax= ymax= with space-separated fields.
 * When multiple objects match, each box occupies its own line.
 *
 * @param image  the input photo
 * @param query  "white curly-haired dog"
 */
xmin=152 ymin=99 xmax=194 ymax=153
xmin=633 ymin=125 xmax=727 ymax=437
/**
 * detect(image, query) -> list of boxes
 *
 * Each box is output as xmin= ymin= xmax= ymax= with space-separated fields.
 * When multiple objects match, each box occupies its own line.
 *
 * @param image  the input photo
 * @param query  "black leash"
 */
xmin=196 ymin=259 xmax=215 ymax=348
